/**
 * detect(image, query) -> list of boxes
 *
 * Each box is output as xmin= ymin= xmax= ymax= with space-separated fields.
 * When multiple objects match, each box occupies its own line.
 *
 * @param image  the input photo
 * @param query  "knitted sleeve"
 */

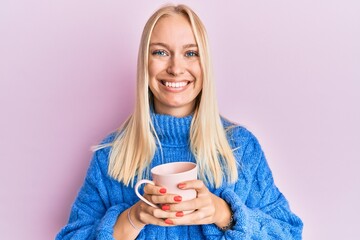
xmin=55 ymin=148 xmax=129 ymax=240
xmin=202 ymin=129 xmax=303 ymax=239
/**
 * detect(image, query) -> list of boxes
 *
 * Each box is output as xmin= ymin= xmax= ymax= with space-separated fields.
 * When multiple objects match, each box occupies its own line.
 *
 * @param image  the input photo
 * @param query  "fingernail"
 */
xmin=178 ymin=183 xmax=186 ymax=189
xmin=165 ymin=219 xmax=173 ymax=225
xmin=162 ymin=205 xmax=170 ymax=210
xmin=176 ymin=211 xmax=184 ymax=217
xmin=174 ymin=196 xmax=182 ymax=202
xmin=159 ymin=188 xmax=167 ymax=194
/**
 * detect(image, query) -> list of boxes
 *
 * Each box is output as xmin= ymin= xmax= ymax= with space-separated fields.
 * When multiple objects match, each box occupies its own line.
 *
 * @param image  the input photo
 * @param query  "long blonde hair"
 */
xmin=96 ymin=4 xmax=238 ymax=188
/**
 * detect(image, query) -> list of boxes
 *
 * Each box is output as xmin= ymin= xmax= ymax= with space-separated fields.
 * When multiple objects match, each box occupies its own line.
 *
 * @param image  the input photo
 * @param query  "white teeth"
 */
xmin=164 ymin=81 xmax=188 ymax=88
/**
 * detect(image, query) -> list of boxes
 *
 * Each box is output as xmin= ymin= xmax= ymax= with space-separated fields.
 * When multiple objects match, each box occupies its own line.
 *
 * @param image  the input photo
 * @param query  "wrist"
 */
xmin=217 ymin=211 xmax=234 ymax=231
xmin=214 ymin=196 xmax=234 ymax=230
xmin=128 ymin=204 xmax=146 ymax=230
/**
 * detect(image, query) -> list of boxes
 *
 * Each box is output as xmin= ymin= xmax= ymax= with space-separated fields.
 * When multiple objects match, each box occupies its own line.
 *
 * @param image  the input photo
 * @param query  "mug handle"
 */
xmin=134 ymin=179 xmax=159 ymax=208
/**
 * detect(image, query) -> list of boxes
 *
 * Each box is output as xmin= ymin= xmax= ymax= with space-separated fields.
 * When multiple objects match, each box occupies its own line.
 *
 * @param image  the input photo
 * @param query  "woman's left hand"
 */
xmin=162 ymin=180 xmax=232 ymax=228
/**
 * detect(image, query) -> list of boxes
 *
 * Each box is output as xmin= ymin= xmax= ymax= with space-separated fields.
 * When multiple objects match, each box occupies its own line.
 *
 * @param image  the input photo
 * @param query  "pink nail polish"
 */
xmin=159 ymin=188 xmax=167 ymax=194
xmin=162 ymin=205 xmax=170 ymax=210
xmin=176 ymin=211 xmax=184 ymax=217
xmin=178 ymin=183 xmax=186 ymax=189
xmin=174 ymin=196 xmax=182 ymax=202
xmin=165 ymin=219 xmax=173 ymax=225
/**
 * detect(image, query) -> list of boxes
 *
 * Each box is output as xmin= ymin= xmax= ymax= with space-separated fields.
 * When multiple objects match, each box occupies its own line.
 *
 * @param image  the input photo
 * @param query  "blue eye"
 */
xmin=152 ymin=50 xmax=168 ymax=56
xmin=185 ymin=51 xmax=199 ymax=57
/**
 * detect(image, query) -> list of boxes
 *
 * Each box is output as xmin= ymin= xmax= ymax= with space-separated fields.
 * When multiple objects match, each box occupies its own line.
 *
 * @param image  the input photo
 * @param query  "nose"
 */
xmin=167 ymin=55 xmax=185 ymax=76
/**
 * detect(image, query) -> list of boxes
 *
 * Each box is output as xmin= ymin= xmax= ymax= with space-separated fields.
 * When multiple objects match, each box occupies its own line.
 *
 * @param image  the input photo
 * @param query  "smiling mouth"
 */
xmin=160 ymin=80 xmax=191 ymax=88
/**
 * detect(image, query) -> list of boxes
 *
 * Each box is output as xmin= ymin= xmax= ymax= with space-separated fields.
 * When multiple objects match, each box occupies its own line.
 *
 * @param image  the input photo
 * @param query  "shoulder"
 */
xmin=221 ymin=116 xmax=264 ymax=166
xmin=100 ymin=131 xmax=118 ymax=145
xmin=221 ymin=116 xmax=260 ymax=148
xmin=90 ymin=131 xmax=118 ymax=170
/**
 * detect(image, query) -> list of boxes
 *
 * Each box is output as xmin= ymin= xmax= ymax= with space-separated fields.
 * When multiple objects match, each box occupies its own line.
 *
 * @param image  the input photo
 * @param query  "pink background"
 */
xmin=1 ymin=1 xmax=359 ymax=239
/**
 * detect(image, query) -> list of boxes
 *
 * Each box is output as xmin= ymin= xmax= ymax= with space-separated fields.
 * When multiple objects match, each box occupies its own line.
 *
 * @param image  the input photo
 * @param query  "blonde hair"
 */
xmin=96 ymin=4 xmax=238 ymax=188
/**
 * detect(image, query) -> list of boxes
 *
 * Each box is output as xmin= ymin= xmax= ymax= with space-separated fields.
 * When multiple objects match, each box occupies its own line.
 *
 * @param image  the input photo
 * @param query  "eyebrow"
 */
xmin=149 ymin=42 xmax=198 ymax=49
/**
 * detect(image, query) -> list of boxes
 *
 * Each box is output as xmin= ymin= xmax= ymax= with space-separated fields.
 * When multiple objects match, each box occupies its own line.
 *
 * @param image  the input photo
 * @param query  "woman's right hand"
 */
xmin=132 ymin=183 xmax=184 ymax=226
xmin=114 ymin=184 xmax=184 ymax=239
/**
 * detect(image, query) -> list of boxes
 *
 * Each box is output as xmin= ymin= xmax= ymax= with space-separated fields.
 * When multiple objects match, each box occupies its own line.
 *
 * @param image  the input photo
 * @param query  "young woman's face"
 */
xmin=148 ymin=14 xmax=203 ymax=117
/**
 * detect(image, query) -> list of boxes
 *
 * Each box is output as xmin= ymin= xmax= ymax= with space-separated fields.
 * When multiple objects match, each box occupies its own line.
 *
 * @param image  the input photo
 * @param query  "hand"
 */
xmin=160 ymin=180 xmax=232 ymax=227
xmin=114 ymin=183 xmax=181 ymax=239
xmin=131 ymin=183 xmax=185 ymax=226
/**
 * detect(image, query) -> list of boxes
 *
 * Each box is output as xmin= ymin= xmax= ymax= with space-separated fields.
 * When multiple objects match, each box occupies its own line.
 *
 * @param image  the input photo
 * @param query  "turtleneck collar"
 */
xmin=151 ymin=112 xmax=193 ymax=147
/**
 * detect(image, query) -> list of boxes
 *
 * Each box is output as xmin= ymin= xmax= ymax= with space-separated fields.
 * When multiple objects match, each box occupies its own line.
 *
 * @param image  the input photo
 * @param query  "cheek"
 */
xmin=195 ymin=69 xmax=203 ymax=87
xmin=193 ymin=62 xmax=202 ymax=80
xmin=195 ymin=67 xmax=203 ymax=93
xmin=148 ymin=64 xmax=157 ymax=91
xmin=198 ymin=70 xmax=203 ymax=82
xmin=148 ymin=62 xmax=156 ymax=78
xmin=148 ymin=59 xmax=167 ymax=78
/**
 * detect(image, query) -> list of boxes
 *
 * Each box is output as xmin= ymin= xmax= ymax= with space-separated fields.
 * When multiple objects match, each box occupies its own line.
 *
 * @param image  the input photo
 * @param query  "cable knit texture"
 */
xmin=56 ymin=113 xmax=303 ymax=239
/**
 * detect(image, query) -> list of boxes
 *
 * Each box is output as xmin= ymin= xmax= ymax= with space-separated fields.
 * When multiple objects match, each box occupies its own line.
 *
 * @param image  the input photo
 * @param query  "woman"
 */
xmin=56 ymin=4 xmax=303 ymax=240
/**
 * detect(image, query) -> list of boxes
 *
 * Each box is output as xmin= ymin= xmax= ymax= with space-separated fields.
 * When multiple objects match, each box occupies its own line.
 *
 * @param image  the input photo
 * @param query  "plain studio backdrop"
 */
xmin=0 ymin=0 xmax=359 ymax=239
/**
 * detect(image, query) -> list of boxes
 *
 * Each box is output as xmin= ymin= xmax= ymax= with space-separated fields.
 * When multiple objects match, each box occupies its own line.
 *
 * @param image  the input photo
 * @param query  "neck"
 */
xmin=151 ymin=112 xmax=193 ymax=147
xmin=153 ymin=102 xmax=196 ymax=118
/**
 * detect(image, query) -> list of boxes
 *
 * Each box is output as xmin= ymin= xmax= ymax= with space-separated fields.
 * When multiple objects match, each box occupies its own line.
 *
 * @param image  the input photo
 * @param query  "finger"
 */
xmin=149 ymin=194 xmax=184 ymax=205
xmin=164 ymin=212 xmax=213 ymax=226
xmin=138 ymin=201 xmax=184 ymax=223
xmin=178 ymin=180 xmax=209 ymax=194
xmin=144 ymin=183 xmax=167 ymax=195
xmin=142 ymin=193 xmax=185 ymax=209
xmin=138 ymin=209 xmax=168 ymax=226
xmin=134 ymin=201 xmax=188 ymax=227
xmin=165 ymin=196 xmax=210 ymax=212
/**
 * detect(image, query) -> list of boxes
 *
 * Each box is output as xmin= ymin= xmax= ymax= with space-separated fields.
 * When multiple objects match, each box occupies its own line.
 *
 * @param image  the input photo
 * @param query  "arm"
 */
xmin=202 ymin=132 xmax=303 ymax=239
xmin=56 ymin=148 xmax=138 ymax=240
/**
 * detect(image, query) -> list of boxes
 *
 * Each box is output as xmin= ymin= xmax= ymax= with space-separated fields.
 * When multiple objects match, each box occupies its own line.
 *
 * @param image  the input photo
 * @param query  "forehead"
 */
xmin=150 ymin=14 xmax=197 ymax=45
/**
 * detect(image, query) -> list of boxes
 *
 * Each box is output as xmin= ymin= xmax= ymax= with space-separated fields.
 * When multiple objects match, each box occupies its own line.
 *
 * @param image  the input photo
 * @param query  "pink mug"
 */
xmin=135 ymin=162 xmax=197 ymax=210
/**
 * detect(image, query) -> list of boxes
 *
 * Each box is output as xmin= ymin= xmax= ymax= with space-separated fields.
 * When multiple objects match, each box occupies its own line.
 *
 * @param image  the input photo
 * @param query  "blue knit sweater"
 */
xmin=56 ymin=113 xmax=303 ymax=239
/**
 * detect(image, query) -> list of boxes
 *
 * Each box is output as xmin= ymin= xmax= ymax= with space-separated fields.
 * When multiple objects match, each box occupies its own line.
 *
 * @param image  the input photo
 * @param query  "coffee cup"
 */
xmin=135 ymin=162 xmax=197 ymax=210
